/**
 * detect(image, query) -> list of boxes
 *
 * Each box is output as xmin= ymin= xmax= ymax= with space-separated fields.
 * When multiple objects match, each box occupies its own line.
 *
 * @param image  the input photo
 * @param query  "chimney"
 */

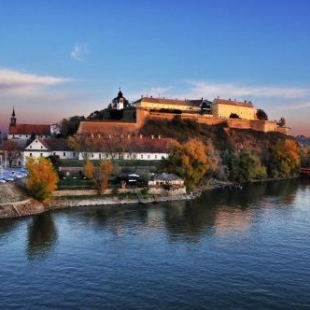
xmin=127 ymin=134 xmax=130 ymax=139
xmin=151 ymin=135 xmax=154 ymax=139
xmin=158 ymin=135 xmax=161 ymax=139
xmin=140 ymin=134 xmax=143 ymax=139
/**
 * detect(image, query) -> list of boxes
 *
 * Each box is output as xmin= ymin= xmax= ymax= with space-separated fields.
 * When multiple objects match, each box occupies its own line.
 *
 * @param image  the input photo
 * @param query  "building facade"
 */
xmin=212 ymin=98 xmax=256 ymax=120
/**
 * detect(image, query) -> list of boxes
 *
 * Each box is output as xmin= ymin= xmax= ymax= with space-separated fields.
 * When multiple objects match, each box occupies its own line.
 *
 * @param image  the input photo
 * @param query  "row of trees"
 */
xmin=25 ymin=157 xmax=114 ymax=203
xmin=83 ymin=159 xmax=113 ymax=194
xmin=159 ymin=137 xmax=301 ymax=190
xmin=24 ymin=134 xmax=302 ymax=202
xmin=158 ymin=138 xmax=218 ymax=191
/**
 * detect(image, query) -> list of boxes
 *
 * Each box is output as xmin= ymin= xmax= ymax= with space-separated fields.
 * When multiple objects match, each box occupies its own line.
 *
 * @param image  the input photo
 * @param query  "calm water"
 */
xmin=1 ymin=179 xmax=310 ymax=309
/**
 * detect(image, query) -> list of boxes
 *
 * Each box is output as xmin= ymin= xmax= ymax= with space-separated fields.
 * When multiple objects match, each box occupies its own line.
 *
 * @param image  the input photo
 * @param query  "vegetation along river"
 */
xmin=1 ymin=179 xmax=310 ymax=309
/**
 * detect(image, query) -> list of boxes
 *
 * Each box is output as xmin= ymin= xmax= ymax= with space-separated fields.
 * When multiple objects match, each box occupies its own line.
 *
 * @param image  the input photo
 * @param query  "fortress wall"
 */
xmin=227 ymin=119 xmax=252 ymax=129
xmin=86 ymin=109 xmax=286 ymax=135
xmin=142 ymin=111 xmax=282 ymax=133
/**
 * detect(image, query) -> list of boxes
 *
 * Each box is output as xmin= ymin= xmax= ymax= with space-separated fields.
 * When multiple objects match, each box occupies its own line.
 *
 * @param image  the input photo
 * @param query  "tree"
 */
xmin=277 ymin=117 xmax=286 ymax=127
xmin=47 ymin=155 xmax=62 ymax=170
xmin=60 ymin=116 xmax=85 ymax=137
xmin=269 ymin=139 xmax=300 ymax=178
xmin=222 ymin=149 xmax=267 ymax=182
xmin=83 ymin=159 xmax=95 ymax=179
xmin=1 ymin=140 xmax=23 ymax=167
xmin=237 ymin=151 xmax=267 ymax=182
xmin=256 ymin=109 xmax=268 ymax=120
xmin=159 ymin=138 xmax=218 ymax=191
xmin=95 ymin=159 xmax=113 ymax=194
xmin=68 ymin=134 xmax=98 ymax=161
xmin=26 ymin=157 xmax=59 ymax=203
xmin=299 ymin=146 xmax=310 ymax=167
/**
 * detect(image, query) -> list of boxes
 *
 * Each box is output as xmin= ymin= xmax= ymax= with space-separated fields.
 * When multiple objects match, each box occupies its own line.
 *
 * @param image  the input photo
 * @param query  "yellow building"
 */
xmin=213 ymin=98 xmax=256 ymax=120
xmin=132 ymin=96 xmax=200 ymax=113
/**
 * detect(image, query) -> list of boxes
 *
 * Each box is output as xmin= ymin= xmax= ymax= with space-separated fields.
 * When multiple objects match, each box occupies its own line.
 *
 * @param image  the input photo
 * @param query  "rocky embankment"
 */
xmin=0 ymin=183 xmax=45 ymax=219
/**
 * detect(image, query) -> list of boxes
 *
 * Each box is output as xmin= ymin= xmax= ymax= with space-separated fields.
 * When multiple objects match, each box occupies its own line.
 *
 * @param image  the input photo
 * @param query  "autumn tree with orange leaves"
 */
xmin=159 ymin=138 xmax=218 ymax=191
xmin=26 ymin=157 xmax=59 ymax=203
xmin=269 ymin=139 xmax=300 ymax=178
xmin=95 ymin=159 xmax=113 ymax=194
xmin=83 ymin=159 xmax=95 ymax=179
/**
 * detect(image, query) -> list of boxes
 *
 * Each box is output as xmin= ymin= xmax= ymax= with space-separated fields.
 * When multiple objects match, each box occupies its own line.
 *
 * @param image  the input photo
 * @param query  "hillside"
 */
xmin=140 ymin=117 xmax=292 ymax=156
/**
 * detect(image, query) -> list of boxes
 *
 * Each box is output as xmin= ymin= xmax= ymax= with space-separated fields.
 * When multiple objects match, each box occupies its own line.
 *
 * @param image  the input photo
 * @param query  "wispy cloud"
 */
xmin=280 ymin=101 xmax=310 ymax=111
xmin=127 ymin=81 xmax=309 ymax=103
xmin=178 ymin=80 xmax=309 ymax=101
xmin=0 ymin=68 xmax=72 ymax=90
xmin=70 ymin=43 xmax=89 ymax=62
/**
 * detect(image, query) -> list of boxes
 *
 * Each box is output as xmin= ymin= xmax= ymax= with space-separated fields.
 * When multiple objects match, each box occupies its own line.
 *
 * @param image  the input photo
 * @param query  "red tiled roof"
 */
xmin=213 ymin=98 xmax=253 ymax=108
xmin=9 ymin=124 xmax=51 ymax=135
xmin=27 ymin=137 xmax=172 ymax=153
xmin=77 ymin=121 xmax=137 ymax=135
xmin=34 ymin=138 xmax=72 ymax=151
xmin=93 ymin=137 xmax=174 ymax=153
xmin=0 ymin=139 xmax=25 ymax=150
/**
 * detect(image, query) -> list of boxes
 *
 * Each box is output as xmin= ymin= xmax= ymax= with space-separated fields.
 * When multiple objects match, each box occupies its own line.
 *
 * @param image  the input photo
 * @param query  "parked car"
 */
xmin=4 ymin=177 xmax=14 ymax=182
xmin=0 ymin=179 xmax=6 ymax=183
xmin=13 ymin=173 xmax=26 ymax=179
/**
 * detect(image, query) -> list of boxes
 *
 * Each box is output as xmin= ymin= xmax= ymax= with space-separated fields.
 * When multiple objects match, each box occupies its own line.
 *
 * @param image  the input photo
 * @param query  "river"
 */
xmin=1 ymin=179 xmax=310 ymax=309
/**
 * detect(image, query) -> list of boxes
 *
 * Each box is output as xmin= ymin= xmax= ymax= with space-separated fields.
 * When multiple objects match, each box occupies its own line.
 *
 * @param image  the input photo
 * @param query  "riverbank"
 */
xmin=0 ymin=177 xmax=249 ymax=219
xmin=0 ymin=182 xmax=197 ymax=219
xmin=0 ymin=183 xmax=45 ymax=219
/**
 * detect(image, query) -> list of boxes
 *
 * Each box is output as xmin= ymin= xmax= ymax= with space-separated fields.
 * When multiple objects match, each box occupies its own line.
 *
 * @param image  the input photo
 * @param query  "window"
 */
xmin=30 ymin=153 xmax=32 ymax=157
xmin=40 ymin=153 xmax=43 ymax=157
xmin=53 ymin=152 xmax=56 ymax=156
xmin=63 ymin=152 xmax=66 ymax=157
xmin=140 ymin=155 xmax=143 ymax=159
xmin=148 ymin=155 xmax=150 ymax=159
xmin=155 ymin=155 xmax=157 ymax=159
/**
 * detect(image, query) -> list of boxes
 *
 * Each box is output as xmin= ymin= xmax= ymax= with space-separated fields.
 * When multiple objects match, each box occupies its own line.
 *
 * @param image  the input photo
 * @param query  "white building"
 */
xmin=23 ymin=138 xmax=78 ymax=164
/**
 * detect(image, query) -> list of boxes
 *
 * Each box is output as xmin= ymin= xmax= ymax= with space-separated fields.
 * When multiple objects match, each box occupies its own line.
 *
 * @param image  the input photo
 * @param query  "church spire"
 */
xmin=10 ymin=107 xmax=16 ymax=127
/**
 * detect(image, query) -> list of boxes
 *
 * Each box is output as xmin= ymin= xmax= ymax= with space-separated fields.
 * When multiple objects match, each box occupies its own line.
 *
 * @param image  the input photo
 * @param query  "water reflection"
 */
xmin=49 ymin=179 xmax=301 ymax=245
xmin=27 ymin=213 xmax=57 ymax=260
xmin=0 ymin=219 xmax=19 ymax=243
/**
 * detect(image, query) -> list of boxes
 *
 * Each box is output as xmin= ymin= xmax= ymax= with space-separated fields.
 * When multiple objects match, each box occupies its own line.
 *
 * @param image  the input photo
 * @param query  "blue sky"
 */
xmin=1 ymin=0 xmax=310 ymax=136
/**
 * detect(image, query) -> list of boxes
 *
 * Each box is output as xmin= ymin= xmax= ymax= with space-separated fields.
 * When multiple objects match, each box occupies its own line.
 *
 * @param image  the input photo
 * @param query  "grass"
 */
xmin=57 ymin=177 xmax=94 ymax=189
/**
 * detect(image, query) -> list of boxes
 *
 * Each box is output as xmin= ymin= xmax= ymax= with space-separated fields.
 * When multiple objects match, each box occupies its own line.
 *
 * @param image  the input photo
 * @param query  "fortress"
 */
xmin=77 ymin=91 xmax=289 ymax=136
xmin=1 ymin=90 xmax=289 ymax=168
